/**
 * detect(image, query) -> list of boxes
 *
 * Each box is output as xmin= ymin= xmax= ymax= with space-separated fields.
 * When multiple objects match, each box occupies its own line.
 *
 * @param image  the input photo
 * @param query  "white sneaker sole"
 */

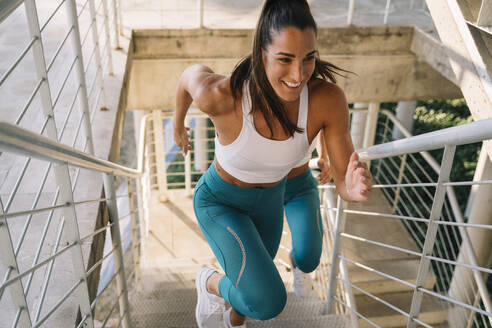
xmin=195 ymin=269 xmax=208 ymax=328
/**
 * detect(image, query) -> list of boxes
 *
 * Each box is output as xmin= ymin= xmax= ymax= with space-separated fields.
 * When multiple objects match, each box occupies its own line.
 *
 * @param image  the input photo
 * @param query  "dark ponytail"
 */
xmin=230 ymin=0 xmax=351 ymax=138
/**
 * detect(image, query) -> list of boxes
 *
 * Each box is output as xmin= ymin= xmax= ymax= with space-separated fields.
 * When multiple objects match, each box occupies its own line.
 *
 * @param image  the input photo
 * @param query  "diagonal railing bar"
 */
xmin=32 ymin=279 xmax=83 ymax=328
xmin=14 ymin=78 xmax=45 ymax=125
xmin=39 ymin=0 xmax=66 ymax=32
xmin=0 ymin=37 xmax=37 ymax=88
xmin=90 ymin=268 xmax=120 ymax=310
xmin=80 ymin=221 xmax=113 ymax=242
xmin=11 ymin=162 xmax=52 ymax=257
xmin=0 ymin=198 xmax=32 ymax=327
xmin=77 ymin=0 xmax=91 ymax=17
xmin=33 ymin=217 xmax=65 ymax=322
xmin=337 ymin=276 xmax=433 ymax=328
xmin=340 ymin=232 xmax=422 ymax=257
xmin=334 ymin=295 xmax=381 ymax=328
xmin=23 ymin=188 xmax=60 ymax=296
xmin=47 ymin=27 xmax=74 ymax=72
xmin=406 ymin=145 xmax=456 ymax=328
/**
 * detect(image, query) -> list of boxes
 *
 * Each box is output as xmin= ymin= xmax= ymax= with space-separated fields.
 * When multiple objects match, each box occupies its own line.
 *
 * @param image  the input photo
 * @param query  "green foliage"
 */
xmin=413 ymin=100 xmax=481 ymax=212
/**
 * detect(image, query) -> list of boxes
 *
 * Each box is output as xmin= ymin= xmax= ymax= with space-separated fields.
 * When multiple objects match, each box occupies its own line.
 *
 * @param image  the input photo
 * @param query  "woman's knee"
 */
xmin=293 ymin=246 xmax=321 ymax=273
xmin=243 ymin=281 xmax=287 ymax=320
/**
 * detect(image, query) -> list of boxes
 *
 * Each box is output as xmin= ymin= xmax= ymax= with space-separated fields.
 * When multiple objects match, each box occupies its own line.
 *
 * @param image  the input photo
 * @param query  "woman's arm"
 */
xmin=173 ymin=64 xmax=232 ymax=155
xmin=318 ymin=84 xmax=372 ymax=202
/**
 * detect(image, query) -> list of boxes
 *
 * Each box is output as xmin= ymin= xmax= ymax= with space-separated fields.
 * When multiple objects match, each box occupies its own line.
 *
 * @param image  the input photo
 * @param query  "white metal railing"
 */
xmin=366 ymin=110 xmax=492 ymax=328
xmin=0 ymin=119 xmax=147 ymax=327
xmin=322 ymin=114 xmax=492 ymax=328
xmin=0 ymin=0 xmax=132 ymax=327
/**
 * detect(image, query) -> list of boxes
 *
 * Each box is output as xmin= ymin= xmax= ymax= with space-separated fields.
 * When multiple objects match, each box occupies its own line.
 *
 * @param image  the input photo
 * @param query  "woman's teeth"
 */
xmin=283 ymin=81 xmax=301 ymax=88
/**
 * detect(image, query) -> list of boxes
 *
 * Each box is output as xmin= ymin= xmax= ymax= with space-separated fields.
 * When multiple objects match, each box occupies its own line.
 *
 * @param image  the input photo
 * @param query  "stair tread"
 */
xmin=355 ymin=291 xmax=444 ymax=317
xmin=130 ymin=286 xmax=348 ymax=328
xmin=131 ymin=313 xmax=349 ymax=328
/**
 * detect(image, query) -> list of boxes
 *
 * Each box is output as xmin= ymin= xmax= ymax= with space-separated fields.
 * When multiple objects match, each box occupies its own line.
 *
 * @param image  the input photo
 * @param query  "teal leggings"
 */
xmin=193 ymin=164 xmax=322 ymax=320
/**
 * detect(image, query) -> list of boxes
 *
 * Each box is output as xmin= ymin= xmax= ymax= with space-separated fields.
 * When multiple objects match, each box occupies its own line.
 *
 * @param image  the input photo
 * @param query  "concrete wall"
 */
xmin=125 ymin=26 xmax=462 ymax=110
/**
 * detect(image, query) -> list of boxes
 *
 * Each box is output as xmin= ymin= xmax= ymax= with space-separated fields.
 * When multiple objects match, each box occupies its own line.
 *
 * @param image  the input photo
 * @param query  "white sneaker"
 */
xmin=290 ymin=251 xmax=316 ymax=299
xmin=195 ymin=267 xmax=226 ymax=328
xmin=223 ymin=307 xmax=246 ymax=328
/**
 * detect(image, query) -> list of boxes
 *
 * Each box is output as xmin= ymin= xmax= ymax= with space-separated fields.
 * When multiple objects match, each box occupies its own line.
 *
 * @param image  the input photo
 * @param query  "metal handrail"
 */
xmin=358 ymin=116 xmax=492 ymax=161
xmin=0 ymin=121 xmax=141 ymax=178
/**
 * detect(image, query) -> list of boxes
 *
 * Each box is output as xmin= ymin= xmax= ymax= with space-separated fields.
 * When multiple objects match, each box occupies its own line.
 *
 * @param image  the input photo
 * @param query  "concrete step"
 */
xmin=355 ymin=291 xmax=446 ymax=328
xmin=246 ymin=315 xmax=349 ymax=328
xmin=131 ymin=288 xmax=326 ymax=316
xmin=130 ymin=286 xmax=348 ymax=328
xmin=347 ymin=258 xmax=436 ymax=295
xmin=131 ymin=313 xmax=349 ymax=328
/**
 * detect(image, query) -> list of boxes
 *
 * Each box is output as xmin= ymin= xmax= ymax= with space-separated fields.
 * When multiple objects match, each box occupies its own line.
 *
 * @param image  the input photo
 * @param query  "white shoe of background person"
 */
xmin=195 ymin=267 xmax=227 ymax=328
xmin=223 ymin=308 xmax=246 ymax=328
xmin=289 ymin=251 xmax=316 ymax=299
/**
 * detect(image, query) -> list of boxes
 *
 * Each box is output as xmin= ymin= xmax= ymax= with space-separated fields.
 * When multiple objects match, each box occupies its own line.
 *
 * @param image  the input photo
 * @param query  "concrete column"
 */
xmin=363 ymin=102 xmax=380 ymax=148
xmin=194 ymin=118 xmax=208 ymax=172
xmin=350 ymin=103 xmax=368 ymax=150
xmin=448 ymin=143 xmax=492 ymax=328
xmin=393 ymin=101 xmax=417 ymax=140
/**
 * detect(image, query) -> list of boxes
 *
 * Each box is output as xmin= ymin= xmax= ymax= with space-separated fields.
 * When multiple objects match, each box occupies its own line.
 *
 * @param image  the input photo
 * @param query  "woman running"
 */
xmin=173 ymin=1 xmax=372 ymax=327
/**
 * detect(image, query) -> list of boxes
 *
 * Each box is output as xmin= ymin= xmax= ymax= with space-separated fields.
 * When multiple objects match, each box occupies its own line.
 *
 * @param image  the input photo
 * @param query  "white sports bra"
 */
xmin=214 ymin=82 xmax=317 ymax=183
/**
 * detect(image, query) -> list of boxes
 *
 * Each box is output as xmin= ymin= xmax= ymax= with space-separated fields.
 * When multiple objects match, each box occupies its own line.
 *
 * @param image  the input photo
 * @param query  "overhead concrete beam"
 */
xmin=131 ymin=26 xmax=415 ymax=60
xmin=411 ymin=27 xmax=459 ymax=86
xmin=425 ymin=0 xmax=492 ymax=159
xmin=126 ymin=55 xmax=461 ymax=109
xmin=126 ymin=26 xmax=461 ymax=109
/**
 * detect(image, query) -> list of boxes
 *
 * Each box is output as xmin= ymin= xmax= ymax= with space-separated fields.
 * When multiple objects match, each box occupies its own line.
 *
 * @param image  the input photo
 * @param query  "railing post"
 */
xmin=152 ymin=110 xmax=168 ymax=201
xmin=101 ymin=0 xmax=114 ymax=75
xmin=326 ymin=195 xmax=345 ymax=314
xmin=347 ymin=0 xmax=355 ymax=25
xmin=383 ymin=0 xmax=391 ymax=24
xmin=127 ymin=177 xmax=141 ymax=283
xmin=103 ymin=173 xmax=132 ymax=328
xmin=24 ymin=1 xmax=94 ymax=326
xmin=111 ymin=0 xmax=120 ymax=48
xmin=117 ymin=0 xmax=123 ymax=36
xmin=184 ymin=117 xmax=192 ymax=195
xmin=406 ymin=145 xmax=456 ymax=328
xmin=66 ymin=0 xmax=96 ymax=155
xmin=374 ymin=116 xmax=390 ymax=181
xmin=88 ymin=0 xmax=107 ymax=111
xmin=194 ymin=118 xmax=208 ymax=172
xmin=197 ymin=0 xmax=204 ymax=28
xmin=0 ymin=200 xmax=32 ymax=327
xmin=363 ymin=103 xmax=380 ymax=149
xmin=392 ymin=154 xmax=407 ymax=212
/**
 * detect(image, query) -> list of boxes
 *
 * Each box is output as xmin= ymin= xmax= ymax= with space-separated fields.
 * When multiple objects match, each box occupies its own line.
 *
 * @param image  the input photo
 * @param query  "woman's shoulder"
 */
xmin=308 ymin=78 xmax=348 ymax=115
xmin=193 ymin=71 xmax=235 ymax=116
xmin=308 ymin=78 xmax=346 ymax=103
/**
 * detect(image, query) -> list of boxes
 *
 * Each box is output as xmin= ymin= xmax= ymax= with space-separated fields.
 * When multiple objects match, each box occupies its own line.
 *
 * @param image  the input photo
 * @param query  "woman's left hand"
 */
xmin=317 ymin=158 xmax=332 ymax=185
xmin=345 ymin=152 xmax=372 ymax=202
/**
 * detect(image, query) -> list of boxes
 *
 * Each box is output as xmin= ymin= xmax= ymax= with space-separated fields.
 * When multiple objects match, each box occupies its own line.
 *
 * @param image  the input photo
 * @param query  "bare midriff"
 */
xmin=213 ymin=158 xmax=309 ymax=188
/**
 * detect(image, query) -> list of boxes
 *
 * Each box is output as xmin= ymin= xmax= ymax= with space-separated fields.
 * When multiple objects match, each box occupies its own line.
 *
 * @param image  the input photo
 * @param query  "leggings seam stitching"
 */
xmin=227 ymin=226 xmax=246 ymax=288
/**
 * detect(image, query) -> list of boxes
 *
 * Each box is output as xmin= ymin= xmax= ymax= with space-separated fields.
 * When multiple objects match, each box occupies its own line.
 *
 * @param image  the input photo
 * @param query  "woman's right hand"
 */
xmin=174 ymin=125 xmax=192 ymax=156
